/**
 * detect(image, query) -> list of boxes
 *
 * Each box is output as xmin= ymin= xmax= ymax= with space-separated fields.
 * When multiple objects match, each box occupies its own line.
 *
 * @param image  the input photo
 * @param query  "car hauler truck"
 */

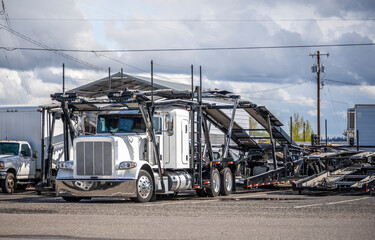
xmin=53 ymin=81 xmax=304 ymax=203
xmin=0 ymin=106 xmax=63 ymax=193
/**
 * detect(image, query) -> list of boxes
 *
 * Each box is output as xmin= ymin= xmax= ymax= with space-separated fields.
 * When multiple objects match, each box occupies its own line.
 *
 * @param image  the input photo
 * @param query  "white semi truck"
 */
xmin=56 ymin=106 xmax=229 ymax=202
xmin=0 ymin=106 xmax=63 ymax=193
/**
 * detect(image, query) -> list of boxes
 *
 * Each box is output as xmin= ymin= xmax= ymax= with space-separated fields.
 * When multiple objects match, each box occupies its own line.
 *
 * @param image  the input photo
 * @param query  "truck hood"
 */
xmin=0 ymin=154 xmax=18 ymax=160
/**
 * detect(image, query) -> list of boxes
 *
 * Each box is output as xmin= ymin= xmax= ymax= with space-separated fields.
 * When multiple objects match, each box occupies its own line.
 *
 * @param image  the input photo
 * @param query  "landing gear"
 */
xmin=195 ymin=188 xmax=207 ymax=197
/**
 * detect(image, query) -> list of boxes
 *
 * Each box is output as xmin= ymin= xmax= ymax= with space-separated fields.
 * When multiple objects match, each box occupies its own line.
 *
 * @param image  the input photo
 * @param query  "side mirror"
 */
xmin=165 ymin=114 xmax=174 ymax=136
xmin=32 ymin=151 xmax=38 ymax=158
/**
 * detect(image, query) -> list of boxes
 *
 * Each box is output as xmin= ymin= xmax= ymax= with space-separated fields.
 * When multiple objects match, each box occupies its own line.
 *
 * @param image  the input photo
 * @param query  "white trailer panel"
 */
xmin=0 ymin=106 xmax=42 ymax=168
xmin=355 ymin=105 xmax=375 ymax=146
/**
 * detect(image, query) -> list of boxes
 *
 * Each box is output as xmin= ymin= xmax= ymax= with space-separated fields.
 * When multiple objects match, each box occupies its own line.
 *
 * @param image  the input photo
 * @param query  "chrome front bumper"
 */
xmin=56 ymin=179 xmax=137 ymax=197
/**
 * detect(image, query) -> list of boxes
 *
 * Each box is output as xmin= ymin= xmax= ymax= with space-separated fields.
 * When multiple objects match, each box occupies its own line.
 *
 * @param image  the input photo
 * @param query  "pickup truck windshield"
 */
xmin=97 ymin=115 xmax=146 ymax=133
xmin=0 ymin=143 xmax=19 ymax=155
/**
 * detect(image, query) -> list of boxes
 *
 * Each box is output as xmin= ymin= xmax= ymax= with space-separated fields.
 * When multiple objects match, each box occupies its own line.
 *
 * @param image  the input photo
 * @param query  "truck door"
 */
xmin=18 ymin=143 xmax=36 ymax=179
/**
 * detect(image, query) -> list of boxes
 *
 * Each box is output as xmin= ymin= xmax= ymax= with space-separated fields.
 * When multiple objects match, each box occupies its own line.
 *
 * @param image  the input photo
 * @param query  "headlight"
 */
xmin=59 ymin=161 xmax=73 ymax=170
xmin=0 ymin=161 xmax=4 ymax=169
xmin=117 ymin=161 xmax=137 ymax=170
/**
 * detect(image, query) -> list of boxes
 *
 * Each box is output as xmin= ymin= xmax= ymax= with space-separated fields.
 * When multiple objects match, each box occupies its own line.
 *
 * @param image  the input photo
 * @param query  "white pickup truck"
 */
xmin=0 ymin=140 xmax=38 ymax=193
xmin=0 ymin=106 xmax=63 ymax=193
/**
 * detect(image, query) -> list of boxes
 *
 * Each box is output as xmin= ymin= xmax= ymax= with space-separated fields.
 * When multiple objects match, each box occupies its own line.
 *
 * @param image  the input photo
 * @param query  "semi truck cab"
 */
xmin=56 ymin=108 xmax=192 ymax=202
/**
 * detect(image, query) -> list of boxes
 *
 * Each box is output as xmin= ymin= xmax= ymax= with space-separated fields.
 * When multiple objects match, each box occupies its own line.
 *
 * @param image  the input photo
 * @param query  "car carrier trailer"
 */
xmin=293 ymin=150 xmax=375 ymax=194
xmin=47 ymin=71 xmax=312 ymax=202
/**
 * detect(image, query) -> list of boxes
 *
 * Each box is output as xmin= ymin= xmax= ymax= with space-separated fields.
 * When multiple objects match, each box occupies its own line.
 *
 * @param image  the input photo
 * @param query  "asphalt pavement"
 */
xmin=0 ymin=188 xmax=374 ymax=240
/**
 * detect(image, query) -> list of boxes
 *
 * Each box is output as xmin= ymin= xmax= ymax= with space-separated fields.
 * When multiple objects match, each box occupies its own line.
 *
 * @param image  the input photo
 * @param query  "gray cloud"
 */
xmin=0 ymin=0 xmax=374 ymax=136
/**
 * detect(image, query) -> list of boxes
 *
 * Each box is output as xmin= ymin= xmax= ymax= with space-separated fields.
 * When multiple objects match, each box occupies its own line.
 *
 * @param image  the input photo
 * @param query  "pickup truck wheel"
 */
xmin=1 ymin=172 xmax=16 ymax=194
xmin=62 ymin=197 xmax=82 ymax=202
xmin=132 ymin=170 xmax=153 ymax=203
xmin=206 ymin=169 xmax=221 ymax=197
xmin=220 ymin=168 xmax=233 ymax=196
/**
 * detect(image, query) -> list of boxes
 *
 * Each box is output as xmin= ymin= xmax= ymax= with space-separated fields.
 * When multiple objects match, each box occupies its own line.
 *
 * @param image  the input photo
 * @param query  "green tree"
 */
xmin=304 ymin=120 xmax=314 ymax=142
xmin=249 ymin=117 xmax=269 ymax=142
xmin=289 ymin=113 xmax=314 ymax=142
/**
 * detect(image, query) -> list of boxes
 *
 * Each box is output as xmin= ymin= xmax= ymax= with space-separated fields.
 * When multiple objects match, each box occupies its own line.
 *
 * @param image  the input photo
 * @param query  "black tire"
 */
xmin=195 ymin=188 xmax=207 ymax=197
xmin=131 ymin=170 xmax=154 ymax=203
xmin=220 ymin=168 xmax=233 ymax=196
xmin=206 ymin=169 xmax=221 ymax=197
xmin=17 ymin=184 xmax=28 ymax=191
xmin=62 ymin=197 xmax=83 ymax=202
xmin=1 ymin=172 xmax=16 ymax=194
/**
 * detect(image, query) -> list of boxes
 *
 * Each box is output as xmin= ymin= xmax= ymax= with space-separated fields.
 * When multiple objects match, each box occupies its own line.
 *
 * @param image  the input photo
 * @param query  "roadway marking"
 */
xmin=294 ymin=197 xmax=371 ymax=209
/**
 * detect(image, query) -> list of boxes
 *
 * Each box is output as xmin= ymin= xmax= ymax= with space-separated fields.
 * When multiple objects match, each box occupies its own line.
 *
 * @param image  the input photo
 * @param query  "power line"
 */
xmin=6 ymin=17 xmax=375 ymax=22
xmin=0 ymin=23 xmax=106 ymax=72
xmin=325 ymin=86 xmax=341 ymax=133
xmin=323 ymin=78 xmax=375 ymax=86
xmin=0 ymin=0 xmax=5 ymax=15
xmin=153 ymin=62 xmax=191 ymax=69
xmin=249 ymin=95 xmax=351 ymax=105
xmin=0 ymin=43 xmax=374 ymax=53
xmin=246 ymin=80 xmax=309 ymax=93
xmin=93 ymin=52 xmax=188 ymax=82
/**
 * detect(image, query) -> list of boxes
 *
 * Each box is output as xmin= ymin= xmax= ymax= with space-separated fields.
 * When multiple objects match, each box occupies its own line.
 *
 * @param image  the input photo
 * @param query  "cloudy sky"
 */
xmin=0 ymin=0 xmax=374 ymax=137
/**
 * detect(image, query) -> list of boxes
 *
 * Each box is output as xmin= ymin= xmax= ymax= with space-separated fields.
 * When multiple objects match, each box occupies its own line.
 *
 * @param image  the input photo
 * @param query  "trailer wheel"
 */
xmin=62 ymin=197 xmax=82 ymax=202
xmin=132 ymin=170 xmax=154 ymax=203
xmin=220 ymin=168 xmax=233 ymax=196
xmin=206 ymin=169 xmax=221 ymax=197
xmin=1 ymin=172 xmax=16 ymax=194
xmin=195 ymin=188 xmax=207 ymax=197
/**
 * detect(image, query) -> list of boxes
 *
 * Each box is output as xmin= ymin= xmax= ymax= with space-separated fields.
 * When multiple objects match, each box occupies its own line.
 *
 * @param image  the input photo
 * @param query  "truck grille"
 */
xmin=76 ymin=141 xmax=113 ymax=176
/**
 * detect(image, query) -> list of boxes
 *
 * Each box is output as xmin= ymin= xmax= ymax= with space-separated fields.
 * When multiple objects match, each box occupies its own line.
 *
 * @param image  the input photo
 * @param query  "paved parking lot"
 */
xmin=0 ymin=188 xmax=374 ymax=240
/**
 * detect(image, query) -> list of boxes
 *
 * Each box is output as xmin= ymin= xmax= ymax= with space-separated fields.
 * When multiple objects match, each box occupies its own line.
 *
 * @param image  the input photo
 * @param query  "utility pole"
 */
xmin=309 ymin=51 xmax=329 ymax=145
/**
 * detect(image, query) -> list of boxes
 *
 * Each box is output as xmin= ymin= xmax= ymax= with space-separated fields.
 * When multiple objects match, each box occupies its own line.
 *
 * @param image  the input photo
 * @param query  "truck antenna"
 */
xmin=151 ymin=60 xmax=154 ymax=106
xmin=191 ymin=65 xmax=194 ymax=101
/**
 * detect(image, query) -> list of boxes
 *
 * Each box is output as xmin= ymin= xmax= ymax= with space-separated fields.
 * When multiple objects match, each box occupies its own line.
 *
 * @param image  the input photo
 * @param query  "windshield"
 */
xmin=97 ymin=115 xmax=146 ymax=133
xmin=0 ymin=143 xmax=20 ymax=155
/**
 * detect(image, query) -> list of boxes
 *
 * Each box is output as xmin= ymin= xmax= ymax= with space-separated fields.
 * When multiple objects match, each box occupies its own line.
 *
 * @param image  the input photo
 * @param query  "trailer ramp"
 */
xmin=242 ymin=105 xmax=295 ymax=146
xmin=202 ymin=108 xmax=261 ymax=150
xmin=293 ymin=164 xmax=375 ymax=193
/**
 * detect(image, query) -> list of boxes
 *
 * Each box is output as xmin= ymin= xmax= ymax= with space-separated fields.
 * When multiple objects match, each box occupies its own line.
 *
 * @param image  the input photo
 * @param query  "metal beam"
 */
xmin=223 ymin=97 xmax=239 ymax=158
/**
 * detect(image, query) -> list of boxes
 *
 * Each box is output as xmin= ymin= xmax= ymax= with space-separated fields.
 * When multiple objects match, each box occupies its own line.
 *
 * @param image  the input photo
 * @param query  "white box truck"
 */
xmin=0 ymin=106 xmax=63 ymax=193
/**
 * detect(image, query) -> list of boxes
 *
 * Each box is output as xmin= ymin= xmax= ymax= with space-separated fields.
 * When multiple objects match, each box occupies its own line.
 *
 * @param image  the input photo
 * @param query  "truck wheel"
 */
xmin=195 ymin=188 xmax=207 ymax=197
xmin=132 ymin=170 xmax=154 ymax=203
xmin=206 ymin=169 xmax=221 ymax=197
xmin=220 ymin=168 xmax=233 ymax=196
xmin=62 ymin=197 xmax=82 ymax=202
xmin=1 ymin=172 xmax=16 ymax=194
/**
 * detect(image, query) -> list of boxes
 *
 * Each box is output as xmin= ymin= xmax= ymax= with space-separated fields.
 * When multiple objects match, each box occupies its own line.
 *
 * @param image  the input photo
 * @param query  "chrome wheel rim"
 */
xmin=138 ymin=175 xmax=152 ymax=199
xmin=225 ymin=171 xmax=232 ymax=191
xmin=213 ymin=172 xmax=220 ymax=193
xmin=7 ymin=176 xmax=14 ymax=190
